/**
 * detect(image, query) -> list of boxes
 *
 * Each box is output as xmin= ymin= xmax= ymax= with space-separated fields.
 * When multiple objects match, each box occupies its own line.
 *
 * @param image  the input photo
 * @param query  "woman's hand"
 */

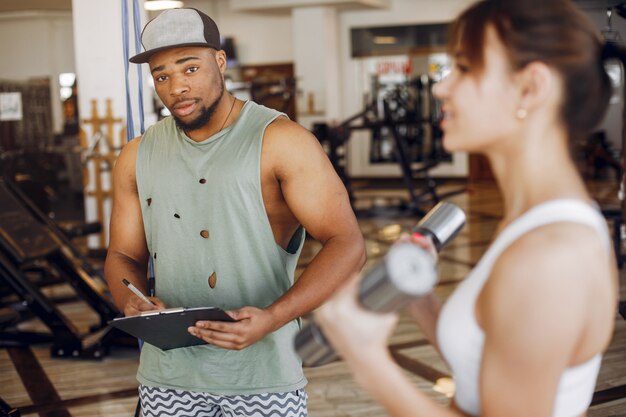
xmin=397 ymin=232 xmax=438 ymax=261
xmin=395 ymin=232 xmax=441 ymax=346
xmin=314 ymin=274 xmax=399 ymax=365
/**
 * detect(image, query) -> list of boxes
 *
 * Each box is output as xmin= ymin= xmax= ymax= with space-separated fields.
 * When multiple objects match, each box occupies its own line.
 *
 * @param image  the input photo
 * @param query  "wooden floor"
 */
xmin=2 ymin=179 xmax=626 ymax=416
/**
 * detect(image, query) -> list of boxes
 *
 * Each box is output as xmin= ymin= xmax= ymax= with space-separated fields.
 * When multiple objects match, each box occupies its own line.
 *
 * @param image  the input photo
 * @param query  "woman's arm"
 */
xmin=406 ymin=292 xmax=443 ymax=349
xmin=478 ymin=223 xmax=613 ymax=417
xmin=315 ymin=277 xmax=464 ymax=417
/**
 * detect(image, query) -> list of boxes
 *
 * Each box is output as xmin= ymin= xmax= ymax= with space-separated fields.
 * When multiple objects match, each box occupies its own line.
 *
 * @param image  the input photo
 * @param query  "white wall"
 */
xmin=184 ymin=0 xmax=294 ymax=65
xmin=292 ymin=6 xmax=341 ymax=123
xmin=0 ymin=11 xmax=75 ymax=134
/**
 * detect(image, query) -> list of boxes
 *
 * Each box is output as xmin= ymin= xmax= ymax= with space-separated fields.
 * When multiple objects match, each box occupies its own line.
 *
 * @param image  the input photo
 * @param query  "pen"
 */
xmin=122 ymin=278 xmax=155 ymax=305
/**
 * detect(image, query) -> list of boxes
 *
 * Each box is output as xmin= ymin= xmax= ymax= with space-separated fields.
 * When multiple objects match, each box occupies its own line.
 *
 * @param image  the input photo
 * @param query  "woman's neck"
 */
xmin=487 ymin=124 xmax=590 ymax=226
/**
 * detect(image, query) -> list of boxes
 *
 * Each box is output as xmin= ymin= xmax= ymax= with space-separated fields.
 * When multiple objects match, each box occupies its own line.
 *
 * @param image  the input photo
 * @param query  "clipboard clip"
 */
xmin=139 ymin=307 xmax=185 ymax=317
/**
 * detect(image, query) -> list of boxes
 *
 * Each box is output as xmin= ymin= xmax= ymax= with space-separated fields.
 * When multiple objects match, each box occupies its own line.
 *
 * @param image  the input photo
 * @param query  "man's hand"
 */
xmin=188 ymin=306 xmax=277 ymax=350
xmin=123 ymin=295 xmax=166 ymax=317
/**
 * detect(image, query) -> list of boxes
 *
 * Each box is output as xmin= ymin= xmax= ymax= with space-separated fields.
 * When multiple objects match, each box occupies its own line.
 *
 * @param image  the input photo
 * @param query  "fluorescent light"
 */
xmin=374 ymin=36 xmax=397 ymax=45
xmin=59 ymin=72 xmax=76 ymax=87
xmin=144 ymin=1 xmax=184 ymax=11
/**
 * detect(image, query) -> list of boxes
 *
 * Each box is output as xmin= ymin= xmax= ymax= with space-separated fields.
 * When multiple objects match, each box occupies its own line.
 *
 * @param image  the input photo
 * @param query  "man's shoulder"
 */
xmin=120 ymin=135 xmax=141 ymax=157
xmin=142 ymin=116 xmax=175 ymax=138
xmin=265 ymin=116 xmax=310 ymax=140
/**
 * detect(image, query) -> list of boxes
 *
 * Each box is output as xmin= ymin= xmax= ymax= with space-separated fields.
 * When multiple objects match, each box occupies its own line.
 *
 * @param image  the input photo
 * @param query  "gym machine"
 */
xmin=0 ymin=176 xmax=124 ymax=359
xmin=313 ymin=76 xmax=461 ymax=217
xmin=295 ymin=202 xmax=466 ymax=367
xmin=0 ymin=397 xmax=19 ymax=417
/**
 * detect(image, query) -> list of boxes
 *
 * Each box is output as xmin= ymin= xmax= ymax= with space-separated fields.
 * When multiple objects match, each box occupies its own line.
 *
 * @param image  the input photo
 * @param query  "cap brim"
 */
xmin=129 ymin=42 xmax=219 ymax=64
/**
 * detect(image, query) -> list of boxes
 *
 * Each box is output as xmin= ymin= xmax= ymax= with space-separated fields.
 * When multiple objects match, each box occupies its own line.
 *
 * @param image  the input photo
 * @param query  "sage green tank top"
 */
xmin=135 ymin=101 xmax=306 ymax=394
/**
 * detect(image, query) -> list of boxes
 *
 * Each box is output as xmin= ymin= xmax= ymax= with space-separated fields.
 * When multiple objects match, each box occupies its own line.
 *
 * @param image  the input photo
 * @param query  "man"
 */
xmin=104 ymin=7 xmax=365 ymax=417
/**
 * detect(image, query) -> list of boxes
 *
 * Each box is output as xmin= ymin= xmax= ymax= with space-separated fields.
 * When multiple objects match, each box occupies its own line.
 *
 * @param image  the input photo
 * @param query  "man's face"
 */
xmin=149 ymin=47 xmax=226 ymax=132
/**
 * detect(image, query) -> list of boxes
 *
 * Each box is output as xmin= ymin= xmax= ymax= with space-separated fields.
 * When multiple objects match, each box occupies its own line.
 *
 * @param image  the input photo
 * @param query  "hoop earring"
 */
xmin=516 ymin=108 xmax=528 ymax=120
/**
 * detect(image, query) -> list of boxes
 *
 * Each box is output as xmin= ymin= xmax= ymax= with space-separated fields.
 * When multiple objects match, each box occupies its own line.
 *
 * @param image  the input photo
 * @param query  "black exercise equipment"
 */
xmin=250 ymin=78 xmax=297 ymax=116
xmin=0 ymin=177 xmax=122 ymax=359
xmin=0 ymin=397 xmax=19 ymax=417
xmin=313 ymin=77 xmax=463 ymax=217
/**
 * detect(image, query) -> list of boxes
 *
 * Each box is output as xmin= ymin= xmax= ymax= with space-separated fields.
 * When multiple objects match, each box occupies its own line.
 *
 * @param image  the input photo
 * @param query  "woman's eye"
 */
xmin=455 ymin=63 xmax=470 ymax=73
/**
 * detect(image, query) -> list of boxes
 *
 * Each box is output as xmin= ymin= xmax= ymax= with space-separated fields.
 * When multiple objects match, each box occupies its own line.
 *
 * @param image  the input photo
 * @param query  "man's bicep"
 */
xmin=278 ymin=130 xmax=359 ymax=243
xmin=109 ymin=140 xmax=148 ymax=261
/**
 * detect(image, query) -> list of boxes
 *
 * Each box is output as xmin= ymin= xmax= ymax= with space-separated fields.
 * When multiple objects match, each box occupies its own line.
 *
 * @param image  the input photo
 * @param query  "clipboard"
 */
xmin=109 ymin=306 xmax=235 ymax=350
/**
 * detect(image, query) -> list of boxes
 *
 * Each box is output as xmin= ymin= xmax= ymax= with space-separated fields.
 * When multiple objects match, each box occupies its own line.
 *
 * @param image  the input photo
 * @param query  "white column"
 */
xmin=71 ymin=0 xmax=155 ymax=250
xmin=292 ymin=6 xmax=342 ymax=129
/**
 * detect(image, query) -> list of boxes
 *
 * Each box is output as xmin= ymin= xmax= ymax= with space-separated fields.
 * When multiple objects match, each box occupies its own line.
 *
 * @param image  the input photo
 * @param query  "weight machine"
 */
xmin=0 ymin=173 xmax=125 ymax=359
xmin=0 ymin=397 xmax=19 ymax=417
xmin=313 ymin=76 xmax=462 ymax=217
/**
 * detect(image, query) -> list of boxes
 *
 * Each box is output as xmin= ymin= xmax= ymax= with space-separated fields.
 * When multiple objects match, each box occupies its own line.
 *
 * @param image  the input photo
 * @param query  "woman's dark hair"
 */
xmin=449 ymin=0 xmax=625 ymax=140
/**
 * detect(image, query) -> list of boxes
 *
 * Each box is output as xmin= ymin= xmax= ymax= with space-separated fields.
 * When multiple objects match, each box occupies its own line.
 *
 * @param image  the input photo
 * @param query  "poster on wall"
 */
xmin=0 ymin=92 xmax=23 ymax=121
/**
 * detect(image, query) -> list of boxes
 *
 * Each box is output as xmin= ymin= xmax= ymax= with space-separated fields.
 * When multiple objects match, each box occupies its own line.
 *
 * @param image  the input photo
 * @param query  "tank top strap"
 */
xmin=483 ymin=199 xmax=610 ymax=265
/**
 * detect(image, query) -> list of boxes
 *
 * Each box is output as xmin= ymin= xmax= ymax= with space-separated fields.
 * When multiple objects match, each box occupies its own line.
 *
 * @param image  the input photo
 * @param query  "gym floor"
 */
xmin=1 ymin=178 xmax=626 ymax=417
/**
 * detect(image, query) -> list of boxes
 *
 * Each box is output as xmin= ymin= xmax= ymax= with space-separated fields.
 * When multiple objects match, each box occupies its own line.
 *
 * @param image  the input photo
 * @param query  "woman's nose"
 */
xmin=432 ymin=77 xmax=448 ymax=100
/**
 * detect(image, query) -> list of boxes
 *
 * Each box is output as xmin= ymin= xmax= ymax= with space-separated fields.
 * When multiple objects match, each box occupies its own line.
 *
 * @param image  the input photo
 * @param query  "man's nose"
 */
xmin=170 ymin=76 xmax=190 ymax=96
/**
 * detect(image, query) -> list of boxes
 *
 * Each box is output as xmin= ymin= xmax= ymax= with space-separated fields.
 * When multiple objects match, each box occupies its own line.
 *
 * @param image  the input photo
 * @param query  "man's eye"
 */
xmin=186 ymin=66 xmax=199 ymax=74
xmin=155 ymin=75 xmax=167 ymax=82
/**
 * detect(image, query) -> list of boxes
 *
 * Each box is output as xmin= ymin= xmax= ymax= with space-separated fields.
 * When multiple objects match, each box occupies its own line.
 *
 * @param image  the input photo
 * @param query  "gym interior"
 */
xmin=1 ymin=0 xmax=625 ymax=416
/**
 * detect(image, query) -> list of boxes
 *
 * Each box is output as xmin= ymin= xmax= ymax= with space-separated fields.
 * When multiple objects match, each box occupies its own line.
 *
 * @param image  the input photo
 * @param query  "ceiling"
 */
xmin=0 ymin=0 xmax=71 ymax=13
xmin=0 ymin=0 xmax=623 ymax=13
xmin=573 ymin=0 xmax=625 ymax=8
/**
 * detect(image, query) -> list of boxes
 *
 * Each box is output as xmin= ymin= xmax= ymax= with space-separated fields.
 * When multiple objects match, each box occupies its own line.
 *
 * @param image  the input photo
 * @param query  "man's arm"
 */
xmin=104 ymin=137 xmax=165 ymax=316
xmin=265 ymin=118 xmax=366 ymax=321
xmin=189 ymin=118 xmax=366 ymax=349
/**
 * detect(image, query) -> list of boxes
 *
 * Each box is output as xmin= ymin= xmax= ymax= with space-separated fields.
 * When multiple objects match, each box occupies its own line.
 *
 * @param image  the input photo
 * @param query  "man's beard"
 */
xmin=173 ymin=82 xmax=225 ymax=132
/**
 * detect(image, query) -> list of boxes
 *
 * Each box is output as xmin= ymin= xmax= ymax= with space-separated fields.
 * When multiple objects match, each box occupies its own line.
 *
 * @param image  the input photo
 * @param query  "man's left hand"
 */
xmin=188 ymin=306 xmax=277 ymax=350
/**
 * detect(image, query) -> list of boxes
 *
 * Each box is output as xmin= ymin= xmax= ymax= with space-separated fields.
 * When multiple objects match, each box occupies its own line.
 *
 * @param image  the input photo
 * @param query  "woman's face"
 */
xmin=434 ymin=26 xmax=522 ymax=154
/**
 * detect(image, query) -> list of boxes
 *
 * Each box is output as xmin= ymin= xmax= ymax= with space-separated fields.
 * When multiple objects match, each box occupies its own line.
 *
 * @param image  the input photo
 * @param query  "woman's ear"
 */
xmin=516 ymin=61 xmax=557 ymax=113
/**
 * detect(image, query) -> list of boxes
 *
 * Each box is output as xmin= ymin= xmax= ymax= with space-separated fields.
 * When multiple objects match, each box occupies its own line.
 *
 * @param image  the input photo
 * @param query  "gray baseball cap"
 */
xmin=130 ymin=8 xmax=221 ymax=64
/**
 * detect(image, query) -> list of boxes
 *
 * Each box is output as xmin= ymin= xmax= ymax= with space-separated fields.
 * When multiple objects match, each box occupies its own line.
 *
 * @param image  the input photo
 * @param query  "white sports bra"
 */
xmin=437 ymin=199 xmax=611 ymax=416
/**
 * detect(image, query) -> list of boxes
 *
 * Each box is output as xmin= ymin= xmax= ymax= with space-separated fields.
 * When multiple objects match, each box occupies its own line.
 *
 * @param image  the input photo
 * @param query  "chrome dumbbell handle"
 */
xmin=413 ymin=201 xmax=466 ymax=251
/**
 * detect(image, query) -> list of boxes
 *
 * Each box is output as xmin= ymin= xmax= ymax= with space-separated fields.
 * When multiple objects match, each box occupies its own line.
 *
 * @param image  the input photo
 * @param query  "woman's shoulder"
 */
xmin=480 ymin=218 xmax=617 ymax=362
xmin=494 ymin=219 xmax=609 ymax=289
xmin=482 ymin=216 xmax=615 ymax=333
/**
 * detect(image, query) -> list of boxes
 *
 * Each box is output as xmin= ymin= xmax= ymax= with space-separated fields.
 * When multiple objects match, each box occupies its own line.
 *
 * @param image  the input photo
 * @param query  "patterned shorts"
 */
xmin=138 ymin=384 xmax=308 ymax=417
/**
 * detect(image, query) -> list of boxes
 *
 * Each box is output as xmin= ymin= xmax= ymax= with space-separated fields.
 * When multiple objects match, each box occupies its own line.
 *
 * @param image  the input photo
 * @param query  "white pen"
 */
xmin=122 ymin=278 xmax=156 ymax=305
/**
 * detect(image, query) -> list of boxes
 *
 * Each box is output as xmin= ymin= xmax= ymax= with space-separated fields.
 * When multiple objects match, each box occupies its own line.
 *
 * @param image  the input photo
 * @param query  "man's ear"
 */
xmin=215 ymin=49 xmax=228 ymax=74
xmin=516 ymin=61 xmax=557 ymax=113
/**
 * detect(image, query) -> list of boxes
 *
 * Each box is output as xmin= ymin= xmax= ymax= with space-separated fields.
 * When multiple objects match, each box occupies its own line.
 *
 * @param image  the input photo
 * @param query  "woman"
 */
xmin=315 ymin=1 xmax=626 ymax=416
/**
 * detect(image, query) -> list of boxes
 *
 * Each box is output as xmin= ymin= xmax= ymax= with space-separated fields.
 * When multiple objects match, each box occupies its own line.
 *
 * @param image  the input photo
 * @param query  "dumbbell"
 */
xmin=294 ymin=201 xmax=466 ymax=367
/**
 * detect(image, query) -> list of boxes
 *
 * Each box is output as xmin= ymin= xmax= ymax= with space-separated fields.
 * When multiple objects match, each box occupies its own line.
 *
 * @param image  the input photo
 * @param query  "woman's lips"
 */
xmin=439 ymin=109 xmax=451 ymax=130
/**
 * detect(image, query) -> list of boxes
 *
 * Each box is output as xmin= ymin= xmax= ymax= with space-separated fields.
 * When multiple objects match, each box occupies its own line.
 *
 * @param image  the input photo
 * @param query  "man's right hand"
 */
xmin=123 ymin=295 xmax=166 ymax=317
